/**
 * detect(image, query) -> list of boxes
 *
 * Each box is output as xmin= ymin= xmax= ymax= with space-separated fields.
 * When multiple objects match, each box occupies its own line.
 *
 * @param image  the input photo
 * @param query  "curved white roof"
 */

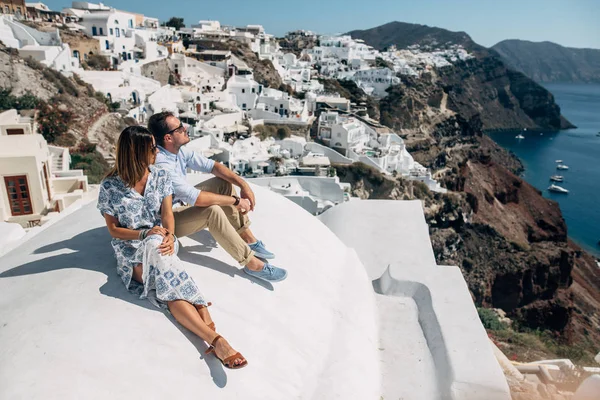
xmin=0 ymin=183 xmax=380 ymax=399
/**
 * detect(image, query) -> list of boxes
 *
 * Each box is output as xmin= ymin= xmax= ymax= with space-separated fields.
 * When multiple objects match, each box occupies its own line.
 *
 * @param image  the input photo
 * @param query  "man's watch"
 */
xmin=232 ymin=195 xmax=240 ymax=206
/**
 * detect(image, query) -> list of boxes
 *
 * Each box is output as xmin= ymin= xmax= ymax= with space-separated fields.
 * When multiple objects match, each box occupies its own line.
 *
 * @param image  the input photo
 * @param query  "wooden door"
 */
xmin=4 ymin=175 xmax=33 ymax=216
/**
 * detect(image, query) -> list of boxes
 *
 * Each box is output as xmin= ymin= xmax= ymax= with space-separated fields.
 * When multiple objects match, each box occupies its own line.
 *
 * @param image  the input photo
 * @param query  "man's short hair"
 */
xmin=147 ymin=111 xmax=175 ymax=147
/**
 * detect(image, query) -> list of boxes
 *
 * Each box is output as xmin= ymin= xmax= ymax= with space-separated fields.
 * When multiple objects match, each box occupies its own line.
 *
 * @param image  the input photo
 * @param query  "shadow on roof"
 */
xmin=0 ymin=225 xmax=278 ymax=388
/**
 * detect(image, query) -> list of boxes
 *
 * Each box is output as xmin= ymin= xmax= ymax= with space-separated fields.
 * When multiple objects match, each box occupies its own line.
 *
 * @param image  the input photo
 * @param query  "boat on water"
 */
xmin=557 ymin=164 xmax=569 ymax=170
xmin=550 ymin=175 xmax=564 ymax=182
xmin=515 ymin=134 xmax=525 ymax=139
xmin=555 ymin=160 xmax=563 ymax=163
xmin=548 ymin=184 xmax=569 ymax=193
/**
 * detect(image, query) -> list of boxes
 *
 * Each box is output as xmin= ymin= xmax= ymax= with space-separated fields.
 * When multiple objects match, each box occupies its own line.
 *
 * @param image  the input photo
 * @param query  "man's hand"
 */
xmin=159 ymin=232 xmax=175 ymax=256
xmin=148 ymin=226 xmax=168 ymax=237
xmin=240 ymin=185 xmax=256 ymax=211
xmin=236 ymin=198 xmax=252 ymax=215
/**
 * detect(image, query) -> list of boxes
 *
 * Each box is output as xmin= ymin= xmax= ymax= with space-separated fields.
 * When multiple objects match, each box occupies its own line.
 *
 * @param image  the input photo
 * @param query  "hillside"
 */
xmin=492 ymin=39 xmax=600 ymax=83
xmin=346 ymin=21 xmax=574 ymax=131
xmin=346 ymin=21 xmax=477 ymax=51
xmin=0 ymin=44 xmax=131 ymax=182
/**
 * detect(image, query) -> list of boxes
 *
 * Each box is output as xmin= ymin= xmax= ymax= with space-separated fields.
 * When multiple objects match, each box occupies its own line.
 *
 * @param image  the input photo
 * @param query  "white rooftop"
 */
xmin=0 ymin=177 xmax=511 ymax=399
xmin=0 ymin=179 xmax=379 ymax=399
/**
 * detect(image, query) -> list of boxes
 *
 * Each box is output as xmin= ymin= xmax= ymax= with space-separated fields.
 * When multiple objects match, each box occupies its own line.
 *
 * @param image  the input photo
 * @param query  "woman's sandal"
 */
xmin=205 ymin=335 xmax=248 ymax=369
xmin=198 ymin=302 xmax=216 ymax=332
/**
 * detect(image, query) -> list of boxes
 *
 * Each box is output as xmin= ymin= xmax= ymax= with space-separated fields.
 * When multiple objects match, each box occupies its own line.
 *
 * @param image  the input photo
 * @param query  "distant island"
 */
xmin=492 ymin=39 xmax=600 ymax=83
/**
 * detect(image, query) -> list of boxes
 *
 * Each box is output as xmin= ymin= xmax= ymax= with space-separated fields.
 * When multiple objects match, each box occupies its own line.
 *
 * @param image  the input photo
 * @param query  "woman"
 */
xmin=97 ymin=126 xmax=246 ymax=369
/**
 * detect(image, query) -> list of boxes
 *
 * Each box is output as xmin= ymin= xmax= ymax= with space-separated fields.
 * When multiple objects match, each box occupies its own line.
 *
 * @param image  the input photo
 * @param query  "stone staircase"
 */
xmin=0 ymin=17 xmax=21 ymax=49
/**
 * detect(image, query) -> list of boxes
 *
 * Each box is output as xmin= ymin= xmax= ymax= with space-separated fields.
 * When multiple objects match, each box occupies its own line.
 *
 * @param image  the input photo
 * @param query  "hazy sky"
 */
xmin=47 ymin=0 xmax=600 ymax=49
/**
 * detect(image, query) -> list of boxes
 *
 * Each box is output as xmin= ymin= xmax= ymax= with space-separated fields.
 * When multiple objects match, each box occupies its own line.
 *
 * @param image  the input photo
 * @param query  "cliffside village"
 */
xmin=0 ymin=1 xmax=478 ymax=230
xmin=1 ymin=3 xmax=600 ymax=399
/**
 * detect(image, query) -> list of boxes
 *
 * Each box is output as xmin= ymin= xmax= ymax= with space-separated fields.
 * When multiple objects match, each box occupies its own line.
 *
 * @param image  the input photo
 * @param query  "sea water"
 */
xmin=488 ymin=83 xmax=600 ymax=257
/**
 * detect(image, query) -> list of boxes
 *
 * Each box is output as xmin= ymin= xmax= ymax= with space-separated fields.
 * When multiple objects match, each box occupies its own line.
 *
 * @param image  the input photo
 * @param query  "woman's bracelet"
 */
xmin=138 ymin=229 xmax=149 ymax=241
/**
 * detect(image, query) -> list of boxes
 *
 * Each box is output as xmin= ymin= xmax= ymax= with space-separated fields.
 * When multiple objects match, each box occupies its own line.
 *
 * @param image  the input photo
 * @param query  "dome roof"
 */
xmin=0 ymin=183 xmax=379 ymax=399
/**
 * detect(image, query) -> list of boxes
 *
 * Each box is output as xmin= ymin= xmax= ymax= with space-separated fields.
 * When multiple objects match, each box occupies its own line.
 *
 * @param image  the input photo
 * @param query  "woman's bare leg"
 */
xmin=133 ymin=264 xmax=243 ymax=366
xmin=195 ymin=304 xmax=214 ymax=327
xmin=168 ymin=300 xmax=245 ymax=366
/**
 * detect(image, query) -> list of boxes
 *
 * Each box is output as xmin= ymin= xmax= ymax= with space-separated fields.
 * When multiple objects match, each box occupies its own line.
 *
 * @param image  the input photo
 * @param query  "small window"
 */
xmin=242 ymin=103 xmax=247 ymax=109
xmin=92 ymin=26 xmax=97 ymax=35
xmin=128 ymin=19 xmax=133 ymax=28
xmin=115 ymin=29 xmax=120 ymax=37
xmin=99 ymin=27 xmax=104 ymax=35
xmin=105 ymin=40 xmax=109 ymax=50
xmin=110 ymin=28 xmax=114 ymax=35
xmin=241 ymin=88 xmax=245 ymax=93
xmin=6 ymin=129 xmax=24 ymax=135
xmin=127 ymin=53 xmax=132 ymax=60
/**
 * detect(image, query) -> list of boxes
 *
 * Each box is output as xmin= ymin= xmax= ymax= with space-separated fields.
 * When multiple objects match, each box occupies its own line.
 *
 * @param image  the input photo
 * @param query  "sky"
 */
xmin=47 ymin=0 xmax=600 ymax=49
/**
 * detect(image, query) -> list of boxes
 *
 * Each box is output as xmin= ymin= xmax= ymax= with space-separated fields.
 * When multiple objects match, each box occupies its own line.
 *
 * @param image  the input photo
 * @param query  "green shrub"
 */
xmin=0 ymin=89 xmax=41 ymax=111
xmin=0 ymin=89 xmax=17 ymax=111
xmin=14 ymin=91 xmax=41 ymax=109
xmin=477 ymin=307 xmax=507 ymax=331
xmin=276 ymin=126 xmax=291 ymax=140
xmin=37 ymin=102 xmax=74 ymax=143
xmin=24 ymin=56 xmax=44 ymax=70
xmin=85 ymin=54 xmax=110 ymax=70
xmin=70 ymin=139 xmax=110 ymax=184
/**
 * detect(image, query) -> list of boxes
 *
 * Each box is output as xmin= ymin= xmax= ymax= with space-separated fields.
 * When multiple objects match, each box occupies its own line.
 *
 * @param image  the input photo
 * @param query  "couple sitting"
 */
xmin=97 ymin=112 xmax=287 ymax=369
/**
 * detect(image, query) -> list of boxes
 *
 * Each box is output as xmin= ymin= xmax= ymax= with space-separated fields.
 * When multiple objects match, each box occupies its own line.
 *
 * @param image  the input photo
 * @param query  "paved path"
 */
xmin=87 ymin=112 xmax=118 ymax=164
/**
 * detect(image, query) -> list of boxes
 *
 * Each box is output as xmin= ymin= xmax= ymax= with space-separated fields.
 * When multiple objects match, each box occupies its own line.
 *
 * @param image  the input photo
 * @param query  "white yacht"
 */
xmin=557 ymin=164 xmax=569 ymax=170
xmin=550 ymin=175 xmax=564 ymax=182
xmin=555 ymin=160 xmax=563 ymax=163
xmin=548 ymin=184 xmax=569 ymax=193
xmin=515 ymin=134 xmax=525 ymax=139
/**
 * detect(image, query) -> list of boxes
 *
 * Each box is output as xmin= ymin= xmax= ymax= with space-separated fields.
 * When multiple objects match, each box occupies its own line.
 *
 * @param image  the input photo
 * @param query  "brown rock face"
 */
xmin=437 ymin=55 xmax=575 ymax=130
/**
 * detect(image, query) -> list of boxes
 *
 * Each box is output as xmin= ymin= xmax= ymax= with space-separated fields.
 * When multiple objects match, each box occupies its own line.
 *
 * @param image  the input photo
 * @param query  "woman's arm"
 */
xmin=103 ymin=214 xmax=144 ymax=240
xmin=103 ymin=214 xmax=167 ymax=240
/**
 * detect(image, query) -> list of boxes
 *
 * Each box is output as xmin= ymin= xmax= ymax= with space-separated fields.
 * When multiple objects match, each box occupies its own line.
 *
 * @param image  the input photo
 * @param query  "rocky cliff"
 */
xmin=492 ymin=39 xmax=600 ymax=83
xmin=348 ymin=21 xmax=574 ymax=131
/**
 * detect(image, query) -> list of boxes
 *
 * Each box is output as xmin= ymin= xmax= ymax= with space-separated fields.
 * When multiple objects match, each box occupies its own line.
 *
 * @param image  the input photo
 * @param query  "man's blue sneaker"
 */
xmin=243 ymin=263 xmax=287 ymax=282
xmin=248 ymin=240 xmax=275 ymax=259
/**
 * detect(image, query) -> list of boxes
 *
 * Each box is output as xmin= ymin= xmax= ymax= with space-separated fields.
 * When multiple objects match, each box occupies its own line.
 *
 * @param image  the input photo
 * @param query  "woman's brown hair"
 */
xmin=107 ymin=126 xmax=155 ymax=187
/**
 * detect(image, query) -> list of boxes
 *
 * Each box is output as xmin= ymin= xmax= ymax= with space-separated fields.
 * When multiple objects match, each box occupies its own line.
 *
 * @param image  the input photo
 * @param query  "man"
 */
xmin=148 ymin=111 xmax=287 ymax=283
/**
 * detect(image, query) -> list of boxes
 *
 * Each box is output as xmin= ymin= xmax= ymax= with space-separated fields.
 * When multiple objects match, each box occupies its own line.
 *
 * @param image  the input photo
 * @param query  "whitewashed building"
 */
xmin=0 ymin=16 xmax=79 ymax=71
xmin=78 ymin=9 xmax=138 ymax=67
xmin=350 ymin=68 xmax=401 ymax=97
xmin=226 ymin=75 xmax=261 ymax=111
xmin=0 ymin=110 xmax=89 ymax=227
xmin=169 ymin=54 xmax=226 ymax=92
xmin=318 ymin=111 xmax=445 ymax=192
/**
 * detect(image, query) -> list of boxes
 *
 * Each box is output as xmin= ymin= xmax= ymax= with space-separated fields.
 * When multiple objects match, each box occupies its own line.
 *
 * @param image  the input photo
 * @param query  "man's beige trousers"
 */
xmin=173 ymin=177 xmax=254 ymax=266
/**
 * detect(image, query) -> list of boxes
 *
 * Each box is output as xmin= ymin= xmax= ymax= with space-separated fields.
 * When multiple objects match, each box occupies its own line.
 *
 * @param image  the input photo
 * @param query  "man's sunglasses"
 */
xmin=165 ymin=122 xmax=186 ymax=136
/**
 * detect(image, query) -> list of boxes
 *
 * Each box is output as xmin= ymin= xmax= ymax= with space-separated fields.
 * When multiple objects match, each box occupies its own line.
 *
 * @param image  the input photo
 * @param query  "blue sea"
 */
xmin=488 ymin=83 xmax=600 ymax=257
